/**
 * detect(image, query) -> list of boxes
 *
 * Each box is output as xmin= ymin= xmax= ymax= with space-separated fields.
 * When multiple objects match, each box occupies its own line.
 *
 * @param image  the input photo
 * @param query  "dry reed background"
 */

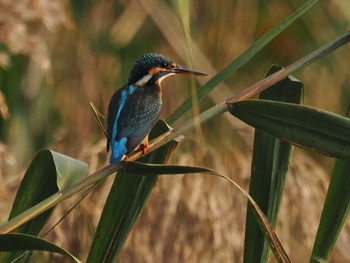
xmin=1 ymin=0 xmax=350 ymax=262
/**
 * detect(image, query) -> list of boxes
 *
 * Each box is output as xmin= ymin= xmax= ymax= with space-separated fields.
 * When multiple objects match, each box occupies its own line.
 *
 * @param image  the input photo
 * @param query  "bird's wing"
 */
xmin=117 ymin=98 xmax=161 ymax=154
xmin=123 ymin=121 xmax=155 ymax=153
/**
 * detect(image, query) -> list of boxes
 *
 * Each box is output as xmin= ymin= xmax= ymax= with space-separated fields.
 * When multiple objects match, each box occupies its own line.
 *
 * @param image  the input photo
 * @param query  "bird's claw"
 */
xmin=140 ymin=144 xmax=148 ymax=155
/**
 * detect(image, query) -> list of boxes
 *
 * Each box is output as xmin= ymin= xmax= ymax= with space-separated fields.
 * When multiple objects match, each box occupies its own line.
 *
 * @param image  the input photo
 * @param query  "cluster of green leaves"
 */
xmin=1 ymin=0 xmax=350 ymax=262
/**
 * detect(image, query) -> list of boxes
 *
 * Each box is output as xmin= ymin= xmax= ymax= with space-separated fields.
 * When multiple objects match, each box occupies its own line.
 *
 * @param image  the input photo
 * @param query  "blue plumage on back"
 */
xmin=106 ymin=53 xmax=208 ymax=164
xmin=109 ymin=85 xmax=136 ymax=163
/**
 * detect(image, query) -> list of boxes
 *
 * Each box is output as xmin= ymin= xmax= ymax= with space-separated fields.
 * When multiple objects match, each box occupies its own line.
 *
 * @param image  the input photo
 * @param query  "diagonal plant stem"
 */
xmin=163 ymin=0 xmax=319 ymax=124
xmin=225 ymin=31 xmax=350 ymax=103
xmin=0 ymin=164 xmax=120 ymax=234
xmin=1 ymin=31 xmax=349 ymax=235
xmin=149 ymin=31 xmax=350 ymax=152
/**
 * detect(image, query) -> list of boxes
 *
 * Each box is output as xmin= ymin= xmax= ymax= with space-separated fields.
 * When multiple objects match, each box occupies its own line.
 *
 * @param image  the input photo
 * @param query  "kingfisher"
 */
xmin=106 ymin=53 xmax=208 ymax=164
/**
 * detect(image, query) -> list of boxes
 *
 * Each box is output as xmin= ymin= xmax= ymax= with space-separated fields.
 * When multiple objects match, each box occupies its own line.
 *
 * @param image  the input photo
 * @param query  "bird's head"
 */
xmin=128 ymin=53 xmax=208 ymax=86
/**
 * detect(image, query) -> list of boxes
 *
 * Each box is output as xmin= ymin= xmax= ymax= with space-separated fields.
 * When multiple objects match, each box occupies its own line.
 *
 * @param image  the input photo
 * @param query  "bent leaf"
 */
xmin=5 ymin=149 xmax=88 ymax=234
xmin=123 ymin=161 xmax=291 ymax=263
xmin=0 ymin=233 xmax=81 ymax=263
xmin=229 ymin=100 xmax=350 ymax=159
xmin=0 ymin=149 xmax=87 ymax=262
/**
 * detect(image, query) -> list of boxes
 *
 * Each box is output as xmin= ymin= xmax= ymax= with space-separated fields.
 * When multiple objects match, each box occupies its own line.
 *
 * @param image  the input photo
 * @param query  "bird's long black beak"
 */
xmin=172 ymin=64 xmax=209 ymax=76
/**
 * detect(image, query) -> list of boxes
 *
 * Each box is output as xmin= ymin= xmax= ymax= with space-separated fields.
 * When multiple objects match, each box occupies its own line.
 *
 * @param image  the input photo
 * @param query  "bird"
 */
xmin=106 ymin=53 xmax=208 ymax=164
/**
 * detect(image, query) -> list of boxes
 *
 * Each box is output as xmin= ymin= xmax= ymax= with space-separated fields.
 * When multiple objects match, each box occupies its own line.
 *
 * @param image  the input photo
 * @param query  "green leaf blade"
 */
xmin=86 ymin=120 xmax=181 ymax=263
xmin=4 ymin=149 xmax=88 ymax=234
xmin=8 ymin=150 xmax=59 ymax=235
xmin=311 ymin=108 xmax=350 ymax=262
xmin=229 ymin=101 xmax=350 ymax=159
xmin=244 ymin=65 xmax=303 ymax=263
xmin=0 ymin=149 xmax=87 ymax=262
xmin=0 ymin=233 xmax=81 ymax=263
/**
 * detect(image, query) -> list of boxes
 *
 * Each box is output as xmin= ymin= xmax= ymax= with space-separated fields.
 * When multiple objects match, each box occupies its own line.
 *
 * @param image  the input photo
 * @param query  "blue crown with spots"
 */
xmin=128 ymin=53 xmax=174 ymax=84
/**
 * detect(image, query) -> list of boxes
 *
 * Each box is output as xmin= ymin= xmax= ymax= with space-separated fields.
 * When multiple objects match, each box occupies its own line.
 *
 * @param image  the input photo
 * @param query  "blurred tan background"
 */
xmin=0 ymin=0 xmax=350 ymax=262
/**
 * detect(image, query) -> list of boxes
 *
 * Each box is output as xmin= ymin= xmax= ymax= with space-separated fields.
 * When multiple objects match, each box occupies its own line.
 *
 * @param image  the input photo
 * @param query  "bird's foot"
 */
xmin=140 ymin=143 xmax=148 ymax=155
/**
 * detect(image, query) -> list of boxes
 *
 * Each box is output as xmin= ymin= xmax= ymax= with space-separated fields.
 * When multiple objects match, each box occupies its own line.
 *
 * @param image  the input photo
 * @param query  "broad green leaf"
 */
xmin=0 ymin=149 xmax=87 ymax=262
xmin=311 ymin=108 xmax=350 ymax=262
xmin=244 ymin=65 xmax=303 ymax=263
xmin=7 ymin=149 xmax=88 ymax=233
xmin=229 ymin=100 xmax=350 ymax=159
xmin=86 ymin=120 xmax=181 ymax=263
xmin=166 ymin=0 xmax=318 ymax=124
xmin=0 ymin=233 xmax=81 ymax=263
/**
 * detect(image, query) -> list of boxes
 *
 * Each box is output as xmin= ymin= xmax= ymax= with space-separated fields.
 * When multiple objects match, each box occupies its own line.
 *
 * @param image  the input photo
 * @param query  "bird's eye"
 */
xmin=162 ymin=62 xmax=168 ymax=68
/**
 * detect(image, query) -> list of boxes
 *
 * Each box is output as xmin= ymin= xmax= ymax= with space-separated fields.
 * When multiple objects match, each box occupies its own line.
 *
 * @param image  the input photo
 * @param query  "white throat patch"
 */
xmin=135 ymin=74 xmax=153 ymax=86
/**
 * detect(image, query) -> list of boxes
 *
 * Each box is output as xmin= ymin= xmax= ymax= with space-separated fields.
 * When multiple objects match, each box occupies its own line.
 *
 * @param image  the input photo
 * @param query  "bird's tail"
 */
xmin=109 ymin=137 xmax=127 ymax=164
